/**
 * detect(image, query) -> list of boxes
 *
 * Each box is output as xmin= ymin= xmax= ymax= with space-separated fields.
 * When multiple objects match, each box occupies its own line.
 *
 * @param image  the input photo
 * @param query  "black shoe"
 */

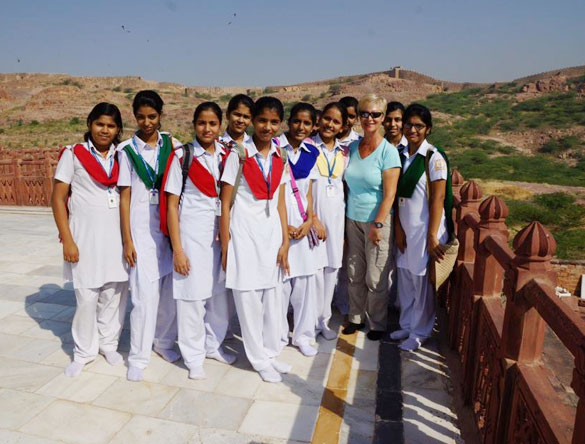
xmin=366 ymin=330 xmax=385 ymax=341
xmin=342 ymin=322 xmax=365 ymax=335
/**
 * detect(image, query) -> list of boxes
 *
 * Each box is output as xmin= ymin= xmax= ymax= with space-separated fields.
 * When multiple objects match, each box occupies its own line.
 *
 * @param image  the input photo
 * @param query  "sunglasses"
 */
xmin=404 ymin=123 xmax=427 ymax=132
xmin=359 ymin=111 xmax=384 ymax=119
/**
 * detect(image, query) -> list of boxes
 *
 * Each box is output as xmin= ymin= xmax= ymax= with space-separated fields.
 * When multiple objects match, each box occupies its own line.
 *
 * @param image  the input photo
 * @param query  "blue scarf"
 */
xmin=288 ymin=143 xmax=319 ymax=179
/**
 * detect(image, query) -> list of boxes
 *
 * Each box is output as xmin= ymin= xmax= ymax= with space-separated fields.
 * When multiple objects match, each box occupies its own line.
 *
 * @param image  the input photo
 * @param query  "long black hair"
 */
xmin=84 ymin=102 xmax=123 ymax=146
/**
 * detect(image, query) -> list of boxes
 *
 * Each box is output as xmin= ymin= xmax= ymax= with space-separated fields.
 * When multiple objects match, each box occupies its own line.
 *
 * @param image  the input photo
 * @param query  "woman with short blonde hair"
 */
xmin=342 ymin=93 xmax=401 ymax=340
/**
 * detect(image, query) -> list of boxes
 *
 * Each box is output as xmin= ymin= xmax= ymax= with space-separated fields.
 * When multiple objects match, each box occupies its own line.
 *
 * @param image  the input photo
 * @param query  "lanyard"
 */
xmin=89 ymin=144 xmax=114 ymax=178
xmin=322 ymin=147 xmax=337 ymax=184
xmin=255 ymin=153 xmax=273 ymax=197
xmin=131 ymin=136 xmax=160 ymax=190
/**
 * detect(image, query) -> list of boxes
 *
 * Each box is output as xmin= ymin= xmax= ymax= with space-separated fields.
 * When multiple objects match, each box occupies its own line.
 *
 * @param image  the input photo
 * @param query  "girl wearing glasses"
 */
xmin=393 ymin=104 xmax=450 ymax=351
xmin=342 ymin=94 xmax=401 ymax=340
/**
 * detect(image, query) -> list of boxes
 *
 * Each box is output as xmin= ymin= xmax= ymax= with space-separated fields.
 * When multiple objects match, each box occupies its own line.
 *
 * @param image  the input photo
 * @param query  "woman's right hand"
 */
xmin=63 ymin=240 xmax=79 ymax=263
xmin=313 ymin=218 xmax=327 ymax=240
xmin=124 ymin=241 xmax=137 ymax=267
xmin=395 ymin=224 xmax=407 ymax=253
xmin=221 ymin=247 xmax=227 ymax=271
xmin=173 ymin=251 xmax=190 ymax=276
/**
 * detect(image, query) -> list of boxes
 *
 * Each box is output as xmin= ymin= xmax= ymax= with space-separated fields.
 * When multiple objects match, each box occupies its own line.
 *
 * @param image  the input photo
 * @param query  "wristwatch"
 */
xmin=373 ymin=222 xmax=384 ymax=229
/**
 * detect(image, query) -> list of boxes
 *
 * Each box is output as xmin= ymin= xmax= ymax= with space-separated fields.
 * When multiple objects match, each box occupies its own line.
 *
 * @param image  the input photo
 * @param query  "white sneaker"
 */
xmin=298 ymin=343 xmax=318 ymax=357
xmin=207 ymin=349 xmax=237 ymax=365
xmin=271 ymin=359 xmax=292 ymax=374
xmin=188 ymin=366 xmax=206 ymax=380
xmin=259 ymin=367 xmax=282 ymax=383
xmin=390 ymin=329 xmax=410 ymax=341
xmin=399 ymin=337 xmax=423 ymax=351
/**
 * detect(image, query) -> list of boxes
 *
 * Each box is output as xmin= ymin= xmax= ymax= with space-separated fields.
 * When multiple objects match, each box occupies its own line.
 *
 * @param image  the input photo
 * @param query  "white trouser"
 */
xmin=128 ymin=272 xmax=177 ymax=369
xmin=72 ymin=281 xmax=128 ymax=364
xmin=233 ymin=288 xmax=281 ymax=371
xmin=176 ymin=291 xmax=231 ymax=369
xmin=397 ymin=268 xmax=435 ymax=340
xmin=314 ymin=267 xmax=339 ymax=331
xmin=282 ymin=275 xmax=317 ymax=347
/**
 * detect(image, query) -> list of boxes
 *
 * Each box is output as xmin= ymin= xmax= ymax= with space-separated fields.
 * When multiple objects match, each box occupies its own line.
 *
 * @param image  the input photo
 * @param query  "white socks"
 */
xmin=298 ymin=343 xmax=318 ymax=357
xmin=271 ymin=359 xmax=292 ymax=374
xmin=188 ymin=366 xmax=206 ymax=380
xmin=259 ymin=367 xmax=282 ymax=383
xmin=103 ymin=351 xmax=123 ymax=366
xmin=390 ymin=330 xmax=410 ymax=341
xmin=399 ymin=337 xmax=423 ymax=351
xmin=320 ymin=327 xmax=338 ymax=341
xmin=154 ymin=347 xmax=181 ymax=363
xmin=127 ymin=366 xmax=143 ymax=382
xmin=64 ymin=361 xmax=84 ymax=377
xmin=207 ymin=349 xmax=237 ymax=365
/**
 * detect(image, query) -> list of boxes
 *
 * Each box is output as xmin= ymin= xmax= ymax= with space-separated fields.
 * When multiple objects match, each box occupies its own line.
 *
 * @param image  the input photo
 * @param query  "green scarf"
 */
xmin=123 ymin=134 xmax=172 ymax=190
xmin=397 ymin=145 xmax=454 ymax=235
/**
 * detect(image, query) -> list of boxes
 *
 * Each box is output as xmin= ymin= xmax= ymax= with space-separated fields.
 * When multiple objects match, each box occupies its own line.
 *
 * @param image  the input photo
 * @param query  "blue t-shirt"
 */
xmin=345 ymin=138 xmax=401 ymax=222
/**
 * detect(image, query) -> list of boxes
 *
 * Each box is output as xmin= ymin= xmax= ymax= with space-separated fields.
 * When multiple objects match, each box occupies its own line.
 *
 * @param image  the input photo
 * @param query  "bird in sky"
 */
xmin=121 ymin=25 xmax=131 ymax=33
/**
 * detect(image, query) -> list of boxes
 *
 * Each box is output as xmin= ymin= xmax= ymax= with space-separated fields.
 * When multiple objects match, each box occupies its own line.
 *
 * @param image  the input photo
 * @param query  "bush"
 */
xmin=301 ymin=94 xmax=312 ymax=102
xmin=194 ymin=91 xmax=212 ymax=100
xmin=328 ymin=84 xmax=341 ymax=96
xmin=124 ymin=88 xmax=133 ymax=94
xmin=218 ymin=94 xmax=233 ymax=102
xmin=69 ymin=117 xmax=81 ymax=125
xmin=553 ymin=228 xmax=585 ymax=260
xmin=113 ymin=86 xmax=122 ymax=92
xmin=263 ymin=87 xmax=276 ymax=94
xmin=30 ymin=120 xmax=39 ymax=126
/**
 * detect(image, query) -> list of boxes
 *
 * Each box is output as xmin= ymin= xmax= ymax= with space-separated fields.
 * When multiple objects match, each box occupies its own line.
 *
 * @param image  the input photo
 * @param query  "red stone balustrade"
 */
xmin=0 ymin=148 xmax=60 ymax=206
xmin=446 ymin=172 xmax=585 ymax=444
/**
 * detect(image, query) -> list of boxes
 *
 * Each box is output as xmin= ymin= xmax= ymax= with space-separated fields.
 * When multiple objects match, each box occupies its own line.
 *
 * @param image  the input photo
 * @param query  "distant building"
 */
xmin=389 ymin=66 xmax=403 ymax=79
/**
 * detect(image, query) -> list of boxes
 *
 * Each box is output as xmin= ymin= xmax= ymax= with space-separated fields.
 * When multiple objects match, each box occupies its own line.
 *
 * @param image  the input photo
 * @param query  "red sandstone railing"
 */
xmin=446 ymin=171 xmax=585 ymax=444
xmin=0 ymin=148 xmax=59 ymax=206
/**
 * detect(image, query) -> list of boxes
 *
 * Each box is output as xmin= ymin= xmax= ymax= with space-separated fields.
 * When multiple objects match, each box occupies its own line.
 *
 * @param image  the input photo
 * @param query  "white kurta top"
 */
xmin=311 ymin=134 xmax=348 ymax=270
xmin=220 ymin=131 xmax=252 ymax=146
xmin=55 ymin=141 xmax=128 ymax=289
xmin=221 ymin=139 xmax=288 ymax=291
xmin=165 ymin=140 xmax=226 ymax=301
xmin=279 ymin=135 xmax=319 ymax=279
xmin=117 ymin=132 xmax=181 ymax=282
xmin=396 ymin=139 xmax=449 ymax=276
xmin=339 ymin=129 xmax=361 ymax=147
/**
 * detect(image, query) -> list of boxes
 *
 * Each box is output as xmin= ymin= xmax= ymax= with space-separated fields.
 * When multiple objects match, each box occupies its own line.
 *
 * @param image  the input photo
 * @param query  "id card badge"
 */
xmin=215 ymin=199 xmax=222 ymax=216
xmin=326 ymin=184 xmax=337 ymax=198
xmin=398 ymin=197 xmax=406 ymax=208
xmin=107 ymin=189 xmax=118 ymax=209
xmin=149 ymin=189 xmax=159 ymax=205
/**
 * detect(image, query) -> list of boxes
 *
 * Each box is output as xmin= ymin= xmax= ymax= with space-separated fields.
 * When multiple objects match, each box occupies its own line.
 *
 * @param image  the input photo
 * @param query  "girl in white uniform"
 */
xmin=311 ymin=102 xmax=350 ymax=340
xmin=52 ymin=103 xmax=128 ymax=377
xmin=118 ymin=90 xmax=181 ymax=381
xmin=219 ymin=94 xmax=254 ymax=147
xmin=278 ymin=103 xmax=320 ymax=357
xmin=394 ymin=104 xmax=449 ymax=351
xmin=220 ymin=96 xmax=291 ymax=383
xmin=165 ymin=102 xmax=236 ymax=379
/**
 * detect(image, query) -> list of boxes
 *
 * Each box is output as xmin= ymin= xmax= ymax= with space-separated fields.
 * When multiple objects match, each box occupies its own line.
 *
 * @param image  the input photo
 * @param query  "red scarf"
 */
xmin=239 ymin=150 xmax=284 ymax=200
xmin=188 ymin=155 xmax=224 ymax=198
xmin=58 ymin=144 xmax=119 ymax=186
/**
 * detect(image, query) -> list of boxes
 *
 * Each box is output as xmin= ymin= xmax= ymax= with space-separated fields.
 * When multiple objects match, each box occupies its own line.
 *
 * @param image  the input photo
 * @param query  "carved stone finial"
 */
xmin=460 ymin=180 xmax=483 ymax=202
xmin=479 ymin=195 xmax=509 ymax=221
xmin=513 ymin=221 xmax=556 ymax=259
xmin=451 ymin=169 xmax=464 ymax=186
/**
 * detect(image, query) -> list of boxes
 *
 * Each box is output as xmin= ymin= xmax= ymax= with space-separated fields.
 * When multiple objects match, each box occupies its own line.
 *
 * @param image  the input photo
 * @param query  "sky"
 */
xmin=1 ymin=0 xmax=584 ymax=87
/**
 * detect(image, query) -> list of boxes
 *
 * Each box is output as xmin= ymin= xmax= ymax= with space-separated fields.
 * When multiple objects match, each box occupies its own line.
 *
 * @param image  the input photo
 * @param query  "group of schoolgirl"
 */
xmin=52 ymin=90 xmax=355 ymax=384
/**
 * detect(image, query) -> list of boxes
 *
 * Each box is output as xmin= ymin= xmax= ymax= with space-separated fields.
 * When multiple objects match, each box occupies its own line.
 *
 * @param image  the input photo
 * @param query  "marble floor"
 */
xmin=0 ymin=208 xmax=379 ymax=444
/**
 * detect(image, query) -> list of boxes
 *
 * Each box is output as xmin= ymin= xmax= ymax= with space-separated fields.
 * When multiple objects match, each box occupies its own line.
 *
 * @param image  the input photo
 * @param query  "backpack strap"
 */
xmin=230 ymin=142 xmax=247 ymax=208
xmin=181 ymin=142 xmax=194 ymax=195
